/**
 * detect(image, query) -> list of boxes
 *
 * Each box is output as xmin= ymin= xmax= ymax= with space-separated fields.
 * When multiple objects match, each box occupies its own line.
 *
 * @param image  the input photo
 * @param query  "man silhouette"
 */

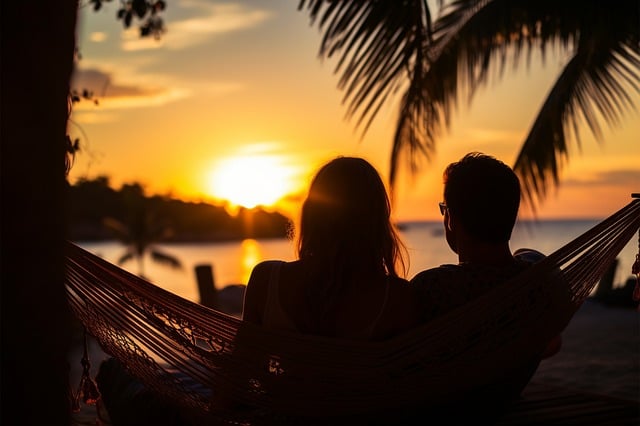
xmin=410 ymin=152 xmax=561 ymax=423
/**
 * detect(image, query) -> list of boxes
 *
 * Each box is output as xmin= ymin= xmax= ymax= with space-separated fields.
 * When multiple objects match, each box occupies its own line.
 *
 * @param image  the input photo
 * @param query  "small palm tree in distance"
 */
xmin=103 ymin=183 xmax=181 ymax=279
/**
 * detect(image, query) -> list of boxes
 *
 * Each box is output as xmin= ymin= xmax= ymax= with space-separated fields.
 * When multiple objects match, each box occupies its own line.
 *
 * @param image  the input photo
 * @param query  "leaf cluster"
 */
xmin=86 ymin=0 xmax=167 ymax=38
xmin=115 ymin=0 xmax=167 ymax=39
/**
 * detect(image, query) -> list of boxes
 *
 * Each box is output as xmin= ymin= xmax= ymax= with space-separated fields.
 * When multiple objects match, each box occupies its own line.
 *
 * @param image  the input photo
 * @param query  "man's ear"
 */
xmin=445 ymin=212 xmax=454 ymax=232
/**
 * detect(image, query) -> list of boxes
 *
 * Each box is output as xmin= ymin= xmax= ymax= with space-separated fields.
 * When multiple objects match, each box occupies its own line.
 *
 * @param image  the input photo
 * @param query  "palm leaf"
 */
xmin=117 ymin=251 xmax=135 ymax=266
xmin=394 ymin=0 xmax=639 ymax=204
xmin=150 ymin=249 xmax=182 ymax=269
xmin=103 ymin=217 xmax=132 ymax=243
xmin=299 ymin=0 xmax=436 ymax=135
xmin=514 ymin=5 xmax=640 ymax=209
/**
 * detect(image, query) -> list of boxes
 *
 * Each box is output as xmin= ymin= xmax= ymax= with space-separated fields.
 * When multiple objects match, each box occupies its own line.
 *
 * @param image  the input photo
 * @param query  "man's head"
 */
xmin=442 ymin=152 xmax=520 ymax=250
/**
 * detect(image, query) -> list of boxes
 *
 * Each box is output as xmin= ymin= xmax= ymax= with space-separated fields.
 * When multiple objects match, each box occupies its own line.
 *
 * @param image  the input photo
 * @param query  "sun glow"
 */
xmin=240 ymin=239 xmax=262 ymax=284
xmin=208 ymin=154 xmax=301 ymax=210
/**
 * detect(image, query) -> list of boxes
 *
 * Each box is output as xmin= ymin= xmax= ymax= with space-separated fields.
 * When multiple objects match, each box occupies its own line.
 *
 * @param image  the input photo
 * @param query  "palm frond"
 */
xmin=389 ymin=62 xmax=438 ymax=186
xmin=117 ymin=251 xmax=134 ymax=265
xmin=150 ymin=249 xmax=182 ymax=269
xmin=299 ymin=0 xmax=434 ymax=137
xmin=514 ymin=4 xmax=640 ymax=209
xmin=103 ymin=217 xmax=131 ymax=242
xmin=393 ymin=0 xmax=639 ymax=206
xmin=389 ymin=0 xmax=514 ymax=186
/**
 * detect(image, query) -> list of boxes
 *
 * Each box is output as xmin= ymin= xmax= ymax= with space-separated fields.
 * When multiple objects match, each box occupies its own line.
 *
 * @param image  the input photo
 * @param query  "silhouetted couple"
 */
xmin=98 ymin=152 xmax=561 ymax=424
xmin=243 ymin=153 xmax=561 ymax=423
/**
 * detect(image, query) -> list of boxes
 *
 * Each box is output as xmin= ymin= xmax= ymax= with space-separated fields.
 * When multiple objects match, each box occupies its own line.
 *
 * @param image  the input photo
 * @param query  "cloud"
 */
xmin=121 ymin=2 xmax=272 ymax=52
xmin=90 ymin=32 xmax=108 ymax=43
xmin=465 ymin=127 xmax=524 ymax=144
xmin=72 ymin=68 xmax=158 ymax=97
xmin=71 ymin=60 xmax=246 ymax=113
xmin=70 ymin=67 xmax=188 ymax=110
xmin=562 ymin=169 xmax=640 ymax=187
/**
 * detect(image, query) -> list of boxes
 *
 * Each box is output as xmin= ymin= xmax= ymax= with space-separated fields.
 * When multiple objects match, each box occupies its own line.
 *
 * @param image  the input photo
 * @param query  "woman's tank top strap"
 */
xmin=262 ymin=261 xmax=298 ymax=332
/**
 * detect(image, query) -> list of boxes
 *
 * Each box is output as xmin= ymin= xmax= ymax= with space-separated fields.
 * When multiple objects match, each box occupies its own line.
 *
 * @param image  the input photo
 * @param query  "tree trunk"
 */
xmin=1 ymin=1 xmax=78 ymax=424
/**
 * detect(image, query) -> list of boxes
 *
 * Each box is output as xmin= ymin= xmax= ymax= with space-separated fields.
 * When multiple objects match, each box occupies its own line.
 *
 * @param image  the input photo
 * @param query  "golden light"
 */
xmin=208 ymin=154 xmax=301 ymax=209
xmin=240 ymin=239 xmax=262 ymax=284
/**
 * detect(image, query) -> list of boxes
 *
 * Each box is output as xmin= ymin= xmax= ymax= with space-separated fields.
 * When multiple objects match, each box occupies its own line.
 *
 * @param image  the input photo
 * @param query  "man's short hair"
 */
xmin=443 ymin=152 xmax=520 ymax=243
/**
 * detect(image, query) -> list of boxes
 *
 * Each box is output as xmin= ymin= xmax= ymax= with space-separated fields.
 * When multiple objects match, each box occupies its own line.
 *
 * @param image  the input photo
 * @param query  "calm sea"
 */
xmin=78 ymin=219 xmax=639 ymax=304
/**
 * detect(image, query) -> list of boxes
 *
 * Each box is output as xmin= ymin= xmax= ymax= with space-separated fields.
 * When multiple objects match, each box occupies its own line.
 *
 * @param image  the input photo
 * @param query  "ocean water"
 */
xmin=77 ymin=218 xmax=639 ymax=304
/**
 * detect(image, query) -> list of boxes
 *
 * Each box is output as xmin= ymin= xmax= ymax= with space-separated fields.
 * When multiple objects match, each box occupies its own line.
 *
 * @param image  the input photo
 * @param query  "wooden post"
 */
xmin=594 ymin=258 xmax=618 ymax=299
xmin=195 ymin=264 xmax=218 ymax=309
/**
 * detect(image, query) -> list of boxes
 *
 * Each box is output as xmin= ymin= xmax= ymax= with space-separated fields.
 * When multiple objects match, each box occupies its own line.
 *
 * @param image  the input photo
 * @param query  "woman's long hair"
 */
xmin=296 ymin=157 xmax=406 ymax=334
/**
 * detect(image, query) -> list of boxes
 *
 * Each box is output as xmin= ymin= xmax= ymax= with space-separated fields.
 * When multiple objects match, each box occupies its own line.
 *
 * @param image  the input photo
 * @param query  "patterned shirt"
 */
xmin=411 ymin=257 xmax=535 ymax=324
xmin=408 ymin=249 xmax=549 ymax=421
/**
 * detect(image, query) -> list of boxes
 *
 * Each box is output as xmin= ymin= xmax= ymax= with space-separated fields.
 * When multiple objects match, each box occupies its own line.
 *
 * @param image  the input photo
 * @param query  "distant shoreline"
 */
xmin=72 ymin=235 xmax=292 ymax=244
xmin=73 ymin=218 xmax=607 ymax=243
xmin=397 ymin=218 xmax=606 ymax=228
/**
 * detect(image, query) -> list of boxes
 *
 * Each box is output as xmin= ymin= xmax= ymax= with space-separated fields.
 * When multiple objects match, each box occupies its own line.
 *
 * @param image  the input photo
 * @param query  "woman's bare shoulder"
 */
xmin=244 ymin=260 xmax=287 ymax=322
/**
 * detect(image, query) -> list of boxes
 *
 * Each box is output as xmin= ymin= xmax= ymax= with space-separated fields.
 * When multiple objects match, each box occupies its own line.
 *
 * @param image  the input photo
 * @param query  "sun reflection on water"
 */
xmin=240 ymin=238 xmax=262 ymax=284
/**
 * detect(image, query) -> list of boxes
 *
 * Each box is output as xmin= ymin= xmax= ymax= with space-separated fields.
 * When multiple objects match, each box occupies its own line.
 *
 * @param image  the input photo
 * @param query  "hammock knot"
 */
xmin=73 ymin=372 xmax=102 ymax=410
xmin=71 ymin=330 xmax=102 ymax=412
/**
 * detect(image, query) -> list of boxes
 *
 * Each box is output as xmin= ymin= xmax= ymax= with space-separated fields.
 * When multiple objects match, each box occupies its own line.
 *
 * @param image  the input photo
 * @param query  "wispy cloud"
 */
xmin=121 ymin=1 xmax=272 ymax=52
xmin=72 ymin=68 xmax=157 ymax=97
xmin=562 ymin=169 xmax=640 ymax=187
xmin=90 ymin=31 xmax=108 ymax=42
xmin=465 ymin=127 xmax=524 ymax=144
xmin=71 ymin=59 xmax=246 ymax=113
xmin=71 ymin=67 xmax=189 ymax=110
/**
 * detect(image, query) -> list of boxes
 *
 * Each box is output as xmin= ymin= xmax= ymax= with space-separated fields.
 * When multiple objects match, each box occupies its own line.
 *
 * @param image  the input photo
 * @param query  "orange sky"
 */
xmin=69 ymin=1 xmax=640 ymax=222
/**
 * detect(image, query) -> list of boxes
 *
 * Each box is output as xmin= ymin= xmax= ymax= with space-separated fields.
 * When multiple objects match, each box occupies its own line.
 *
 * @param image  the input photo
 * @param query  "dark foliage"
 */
xmin=116 ymin=0 xmax=167 ymax=38
xmin=66 ymin=177 xmax=292 ymax=242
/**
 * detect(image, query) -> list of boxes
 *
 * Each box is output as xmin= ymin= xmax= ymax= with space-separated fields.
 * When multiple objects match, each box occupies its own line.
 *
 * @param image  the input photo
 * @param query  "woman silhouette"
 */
xmin=243 ymin=156 xmax=418 ymax=339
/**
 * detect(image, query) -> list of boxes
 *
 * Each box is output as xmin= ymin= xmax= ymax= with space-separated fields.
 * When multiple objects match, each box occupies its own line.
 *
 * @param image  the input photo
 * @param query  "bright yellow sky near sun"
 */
xmin=69 ymin=1 xmax=639 ymax=222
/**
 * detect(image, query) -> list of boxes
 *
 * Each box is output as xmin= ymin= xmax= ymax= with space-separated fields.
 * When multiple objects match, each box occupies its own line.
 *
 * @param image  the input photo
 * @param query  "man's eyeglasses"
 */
xmin=438 ymin=202 xmax=448 ymax=216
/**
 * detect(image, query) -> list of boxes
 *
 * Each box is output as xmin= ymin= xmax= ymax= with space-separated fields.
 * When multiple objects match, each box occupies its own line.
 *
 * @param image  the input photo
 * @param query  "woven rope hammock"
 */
xmin=66 ymin=196 xmax=640 ymax=423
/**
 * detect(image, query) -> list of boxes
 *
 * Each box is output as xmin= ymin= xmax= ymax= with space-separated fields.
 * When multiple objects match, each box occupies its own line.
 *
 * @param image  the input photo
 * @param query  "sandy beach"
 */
xmin=69 ymin=296 xmax=639 ymax=424
xmin=532 ymin=298 xmax=639 ymax=402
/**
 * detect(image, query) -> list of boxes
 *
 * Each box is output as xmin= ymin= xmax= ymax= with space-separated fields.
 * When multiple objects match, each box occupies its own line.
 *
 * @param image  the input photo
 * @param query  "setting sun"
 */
xmin=208 ymin=154 xmax=301 ymax=209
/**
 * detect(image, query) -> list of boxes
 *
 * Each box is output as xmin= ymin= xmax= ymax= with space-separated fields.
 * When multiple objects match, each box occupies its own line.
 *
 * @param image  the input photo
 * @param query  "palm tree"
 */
xmin=3 ymin=2 xmax=78 ymax=423
xmin=299 ymin=0 xmax=639 ymax=210
xmin=104 ymin=183 xmax=181 ymax=278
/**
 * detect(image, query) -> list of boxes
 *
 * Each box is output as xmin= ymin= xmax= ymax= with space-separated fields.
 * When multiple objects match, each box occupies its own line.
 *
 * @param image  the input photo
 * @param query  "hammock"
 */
xmin=66 ymin=196 xmax=640 ymax=423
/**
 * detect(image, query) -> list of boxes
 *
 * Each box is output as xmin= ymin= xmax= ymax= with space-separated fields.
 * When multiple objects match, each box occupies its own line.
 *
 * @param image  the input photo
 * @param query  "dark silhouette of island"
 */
xmin=67 ymin=176 xmax=292 ymax=242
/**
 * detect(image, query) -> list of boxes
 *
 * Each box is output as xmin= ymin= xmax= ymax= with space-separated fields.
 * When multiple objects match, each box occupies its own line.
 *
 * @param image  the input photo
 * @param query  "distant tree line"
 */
xmin=67 ymin=176 xmax=292 ymax=242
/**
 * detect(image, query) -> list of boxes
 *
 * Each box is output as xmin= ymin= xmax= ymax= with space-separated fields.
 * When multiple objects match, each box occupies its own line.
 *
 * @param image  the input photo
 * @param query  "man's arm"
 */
xmin=514 ymin=248 xmax=563 ymax=359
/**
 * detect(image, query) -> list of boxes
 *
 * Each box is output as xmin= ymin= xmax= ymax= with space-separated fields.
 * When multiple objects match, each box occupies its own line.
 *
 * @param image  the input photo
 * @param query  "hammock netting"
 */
xmin=66 ymin=197 xmax=640 ymax=423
